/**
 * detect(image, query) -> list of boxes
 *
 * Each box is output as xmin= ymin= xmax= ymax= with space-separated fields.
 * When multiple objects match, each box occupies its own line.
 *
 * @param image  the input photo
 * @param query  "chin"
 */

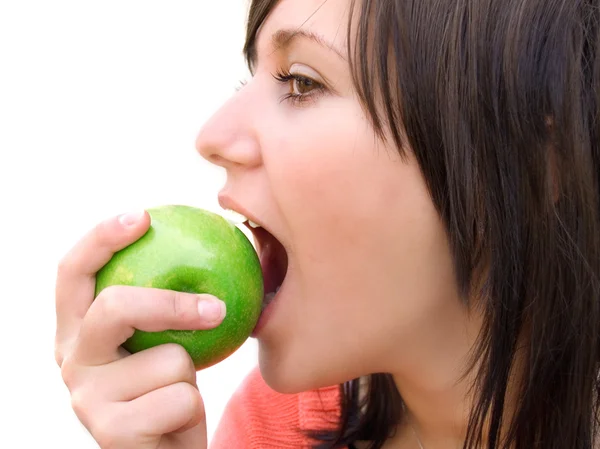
xmin=258 ymin=351 xmax=308 ymax=394
xmin=257 ymin=348 xmax=352 ymax=394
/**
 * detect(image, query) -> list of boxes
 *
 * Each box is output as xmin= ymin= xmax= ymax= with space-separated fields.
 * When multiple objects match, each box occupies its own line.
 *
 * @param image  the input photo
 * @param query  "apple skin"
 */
xmin=94 ymin=205 xmax=264 ymax=370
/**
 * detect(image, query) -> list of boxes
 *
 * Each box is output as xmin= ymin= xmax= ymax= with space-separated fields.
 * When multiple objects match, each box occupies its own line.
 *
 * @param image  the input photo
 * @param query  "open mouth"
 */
xmin=244 ymin=222 xmax=289 ymax=311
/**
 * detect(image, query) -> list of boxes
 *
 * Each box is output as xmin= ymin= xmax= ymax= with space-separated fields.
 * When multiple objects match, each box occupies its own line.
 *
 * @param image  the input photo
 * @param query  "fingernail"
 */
xmin=198 ymin=297 xmax=226 ymax=322
xmin=118 ymin=210 xmax=145 ymax=226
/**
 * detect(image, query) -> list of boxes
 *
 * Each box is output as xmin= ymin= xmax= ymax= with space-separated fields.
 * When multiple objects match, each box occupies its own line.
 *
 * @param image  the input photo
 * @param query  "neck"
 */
xmin=388 ymin=300 xmax=517 ymax=448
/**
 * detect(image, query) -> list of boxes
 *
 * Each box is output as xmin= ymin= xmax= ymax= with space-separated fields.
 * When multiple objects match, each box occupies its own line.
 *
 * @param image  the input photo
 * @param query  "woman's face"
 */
xmin=196 ymin=0 xmax=459 ymax=393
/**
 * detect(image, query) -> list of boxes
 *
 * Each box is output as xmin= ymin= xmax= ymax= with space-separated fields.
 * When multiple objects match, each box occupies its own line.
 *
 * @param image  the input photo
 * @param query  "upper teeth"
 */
xmin=221 ymin=209 xmax=248 ymax=225
xmin=221 ymin=209 xmax=263 ymax=229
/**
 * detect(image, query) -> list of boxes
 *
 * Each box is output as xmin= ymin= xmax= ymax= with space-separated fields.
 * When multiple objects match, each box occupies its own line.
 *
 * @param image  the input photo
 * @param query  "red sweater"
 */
xmin=210 ymin=366 xmax=344 ymax=448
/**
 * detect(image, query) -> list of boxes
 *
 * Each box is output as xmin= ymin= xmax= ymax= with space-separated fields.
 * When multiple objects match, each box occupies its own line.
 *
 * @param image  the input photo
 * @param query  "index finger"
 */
xmin=71 ymin=287 xmax=225 ymax=366
xmin=54 ymin=210 xmax=150 ymax=363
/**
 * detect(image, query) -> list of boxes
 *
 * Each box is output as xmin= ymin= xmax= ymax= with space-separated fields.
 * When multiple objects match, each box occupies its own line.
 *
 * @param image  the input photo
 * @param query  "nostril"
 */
xmin=195 ymin=114 xmax=231 ymax=164
xmin=206 ymin=153 xmax=229 ymax=166
xmin=195 ymin=94 xmax=262 ymax=169
xmin=196 ymin=127 xmax=261 ymax=169
xmin=195 ymin=127 xmax=217 ymax=161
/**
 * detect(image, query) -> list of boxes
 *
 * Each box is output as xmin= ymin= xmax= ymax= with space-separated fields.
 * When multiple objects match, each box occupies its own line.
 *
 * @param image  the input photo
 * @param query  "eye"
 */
xmin=272 ymin=67 xmax=326 ymax=106
xmin=273 ymin=69 xmax=323 ymax=95
xmin=290 ymin=75 xmax=319 ymax=95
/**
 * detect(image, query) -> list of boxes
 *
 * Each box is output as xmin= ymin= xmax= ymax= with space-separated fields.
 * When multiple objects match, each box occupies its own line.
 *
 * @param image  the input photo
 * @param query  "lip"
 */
xmin=218 ymin=193 xmax=264 ymax=231
xmin=218 ymin=193 xmax=289 ymax=340
xmin=218 ymin=190 xmax=290 ymax=292
xmin=217 ymin=193 xmax=286 ymax=253
xmin=217 ymin=193 xmax=270 ymax=259
xmin=250 ymin=280 xmax=284 ymax=338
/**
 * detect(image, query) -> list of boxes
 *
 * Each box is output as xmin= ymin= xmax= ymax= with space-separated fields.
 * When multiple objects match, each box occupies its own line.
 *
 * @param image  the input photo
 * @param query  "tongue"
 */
xmin=260 ymin=239 xmax=285 ymax=295
xmin=246 ymin=224 xmax=287 ymax=297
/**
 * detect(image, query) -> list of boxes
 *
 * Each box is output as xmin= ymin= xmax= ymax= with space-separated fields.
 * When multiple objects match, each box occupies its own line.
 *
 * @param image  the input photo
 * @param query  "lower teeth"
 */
xmin=262 ymin=286 xmax=281 ymax=311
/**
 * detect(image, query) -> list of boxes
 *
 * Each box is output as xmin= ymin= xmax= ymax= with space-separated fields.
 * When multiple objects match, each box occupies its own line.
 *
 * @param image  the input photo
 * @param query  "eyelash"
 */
xmin=235 ymin=69 xmax=326 ymax=107
xmin=235 ymin=79 xmax=247 ymax=91
xmin=272 ymin=68 xmax=325 ymax=106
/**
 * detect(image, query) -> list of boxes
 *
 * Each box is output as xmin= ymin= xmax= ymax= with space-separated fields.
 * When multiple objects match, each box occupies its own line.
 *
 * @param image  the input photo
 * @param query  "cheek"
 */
xmin=269 ymin=108 xmax=451 ymax=311
xmin=267 ymin=107 xmax=390 ymax=230
xmin=269 ymin=110 xmax=437 ymax=265
xmin=259 ymin=106 xmax=457 ymax=388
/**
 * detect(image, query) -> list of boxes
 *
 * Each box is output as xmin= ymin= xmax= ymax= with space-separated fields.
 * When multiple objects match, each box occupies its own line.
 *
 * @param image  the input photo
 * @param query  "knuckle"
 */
xmin=55 ymin=337 xmax=74 ymax=368
xmin=60 ymin=356 xmax=78 ymax=390
xmin=70 ymin=390 xmax=84 ymax=416
xmin=163 ymin=344 xmax=195 ymax=380
xmin=93 ymin=422 xmax=119 ymax=449
xmin=91 ymin=408 xmax=126 ymax=449
xmin=55 ymin=218 xmax=113 ymax=282
xmin=56 ymin=253 xmax=75 ymax=280
xmin=192 ymin=388 xmax=205 ymax=420
xmin=173 ymin=382 xmax=204 ymax=417
xmin=70 ymin=388 xmax=92 ymax=423
xmin=91 ymin=219 xmax=113 ymax=246
xmin=97 ymin=285 xmax=127 ymax=316
xmin=170 ymin=291 xmax=195 ymax=322
xmin=71 ymin=396 xmax=124 ymax=449
xmin=54 ymin=346 xmax=64 ymax=368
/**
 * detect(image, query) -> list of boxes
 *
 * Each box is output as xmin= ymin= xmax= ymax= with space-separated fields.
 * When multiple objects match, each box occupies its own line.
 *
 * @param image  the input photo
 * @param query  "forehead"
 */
xmin=256 ymin=0 xmax=352 ymax=50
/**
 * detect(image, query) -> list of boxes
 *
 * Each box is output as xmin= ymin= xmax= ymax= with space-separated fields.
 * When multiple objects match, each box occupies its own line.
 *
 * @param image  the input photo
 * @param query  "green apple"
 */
xmin=94 ymin=204 xmax=263 ymax=370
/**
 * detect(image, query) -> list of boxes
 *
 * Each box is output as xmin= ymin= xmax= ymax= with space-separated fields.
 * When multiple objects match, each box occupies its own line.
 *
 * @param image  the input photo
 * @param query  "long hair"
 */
xmin=243 ymin=1 xmax=600 ymax=448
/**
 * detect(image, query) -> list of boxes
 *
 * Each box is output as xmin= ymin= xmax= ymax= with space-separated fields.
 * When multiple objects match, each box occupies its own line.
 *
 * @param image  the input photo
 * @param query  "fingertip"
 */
xmin=197 ymin=296 xmax=227 ymax=324
xmin=118 ymin=210 xmax=147 ymax=227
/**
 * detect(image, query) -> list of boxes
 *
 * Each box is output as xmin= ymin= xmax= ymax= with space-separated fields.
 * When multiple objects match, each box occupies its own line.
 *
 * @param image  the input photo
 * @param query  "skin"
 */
xmin=55 ymin=0 xmax=491 ymax=448
xmin=197 ymin=0 xmax=486 ymax=447
xmin=55 ymin=210 xmax=225 ymax=448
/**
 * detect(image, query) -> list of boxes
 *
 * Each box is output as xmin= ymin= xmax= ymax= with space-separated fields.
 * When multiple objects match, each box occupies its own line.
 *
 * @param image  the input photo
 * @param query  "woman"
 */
xmin=54 ymin=0 xmax=600 ymax=448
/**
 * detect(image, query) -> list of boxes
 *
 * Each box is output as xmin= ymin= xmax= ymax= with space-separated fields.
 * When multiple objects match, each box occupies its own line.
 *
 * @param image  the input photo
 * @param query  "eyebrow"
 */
xmin=249 ymin=28 xmax=347 ymax=69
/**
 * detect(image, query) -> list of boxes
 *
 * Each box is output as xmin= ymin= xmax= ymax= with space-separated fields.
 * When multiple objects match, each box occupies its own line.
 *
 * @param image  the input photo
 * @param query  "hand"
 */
xmin=54 ymin=211 xmax=225 ymax=449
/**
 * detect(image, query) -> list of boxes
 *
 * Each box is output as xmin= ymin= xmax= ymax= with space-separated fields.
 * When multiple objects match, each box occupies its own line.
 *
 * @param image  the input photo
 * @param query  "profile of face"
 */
xmin=196 ymin=0 xmax=464 ymax=394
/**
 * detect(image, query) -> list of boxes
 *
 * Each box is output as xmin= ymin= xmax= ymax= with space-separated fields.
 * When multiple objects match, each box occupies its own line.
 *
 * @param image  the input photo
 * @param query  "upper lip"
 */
xmin=218 ymin=193 xmax=266 ymax=230
xmin=218 ymin=193 xmax=290 ymax=287
xmin=218 ymin=193 xmax=278 ymax=257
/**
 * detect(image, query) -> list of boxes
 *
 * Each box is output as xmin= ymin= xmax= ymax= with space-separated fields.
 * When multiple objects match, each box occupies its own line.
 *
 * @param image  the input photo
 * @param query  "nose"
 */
xmin=195 ymin=87 xmax=262 ymax=170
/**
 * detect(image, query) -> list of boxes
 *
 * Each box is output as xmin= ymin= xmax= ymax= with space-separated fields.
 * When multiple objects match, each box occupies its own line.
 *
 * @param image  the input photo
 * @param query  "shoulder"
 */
xmin=209 ymin=366 xmax=342 ymax=449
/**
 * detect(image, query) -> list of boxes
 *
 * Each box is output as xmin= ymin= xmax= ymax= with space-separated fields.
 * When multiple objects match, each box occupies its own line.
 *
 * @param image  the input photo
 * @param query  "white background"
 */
xmin=0 ymin=1 xmax=258 ymax=447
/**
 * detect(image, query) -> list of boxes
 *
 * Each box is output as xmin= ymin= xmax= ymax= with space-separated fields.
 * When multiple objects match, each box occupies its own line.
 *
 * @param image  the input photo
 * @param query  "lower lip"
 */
xmin=251 ymin=288 xmax=281 ymax=338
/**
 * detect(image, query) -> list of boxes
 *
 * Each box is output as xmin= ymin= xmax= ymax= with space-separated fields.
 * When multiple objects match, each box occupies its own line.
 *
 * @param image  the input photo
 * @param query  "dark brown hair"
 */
xmin=243 ymin=1 xmax=600 ymax=448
